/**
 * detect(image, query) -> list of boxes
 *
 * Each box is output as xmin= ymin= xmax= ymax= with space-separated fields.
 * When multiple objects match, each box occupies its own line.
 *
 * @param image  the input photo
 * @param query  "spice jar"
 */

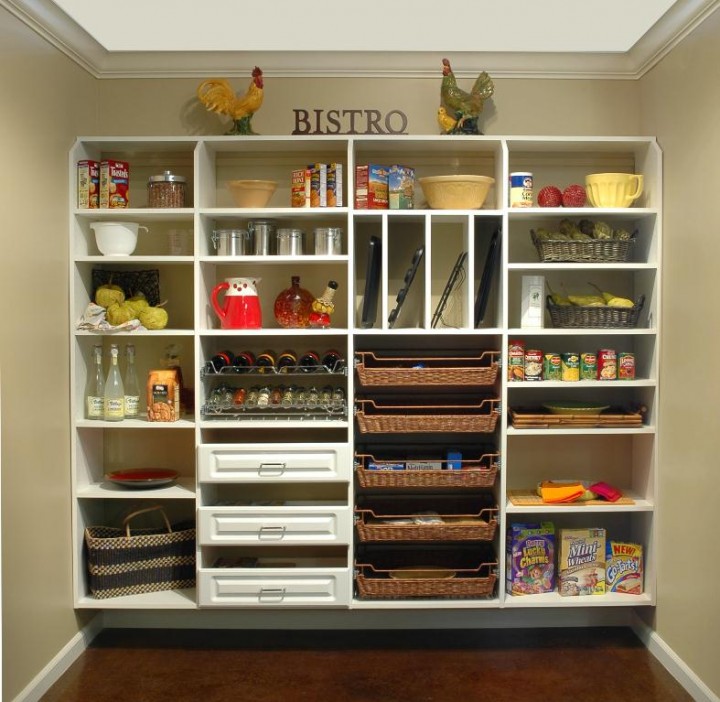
xmin=148 ymin=170 xmax=187 ymax=208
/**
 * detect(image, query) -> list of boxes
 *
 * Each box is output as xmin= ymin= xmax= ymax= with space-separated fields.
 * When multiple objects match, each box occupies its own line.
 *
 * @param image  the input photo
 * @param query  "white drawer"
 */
xmin=198 ymin=568 xmax=351 ymax=607
xmin=198 ymin=443 xmax=351 ymax=482
xmin=198 ymin=505 xmax=352 ymax=545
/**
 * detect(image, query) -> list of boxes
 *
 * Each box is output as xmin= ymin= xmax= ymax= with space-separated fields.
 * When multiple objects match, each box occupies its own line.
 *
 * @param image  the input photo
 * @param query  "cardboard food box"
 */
xmin=506 ymin=522 xmax=555 ymax=595
xmin=388 ymin=165 xmax=415 ymax=209
xmin=291 ymin=167 xmax=311 ymax=208
xmin=99 ymin=159 xmax=130 ymax=208
xmin=327 ymin=163 xmax=343 ymax=207
xmin=147 ymin=369 xmax=180 ymax=422
xmin=310 ymin=163 xmax=327 ymax=208
xmin=606 ymin=541 xmax=643 ymax=594
xmin=77 ymin=160 xmax=99 ymax=209
xmin=558 ymin=528 xmax=606 ymax=596
xmin=355 ymin=164 xmax=389 ymax=209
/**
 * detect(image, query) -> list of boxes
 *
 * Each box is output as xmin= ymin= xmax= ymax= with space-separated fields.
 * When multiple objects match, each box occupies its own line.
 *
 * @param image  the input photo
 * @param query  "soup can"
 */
xmin=277 ymin=228 xmax=305 ymax=255
xmin=524 ymin=349 xmax=543 ymax=381
xmin=597 ymin=349 xmax=617 ymax=380
xmin=314 ymin=227 xmax=343 ymax=255
xmin=212 ymin=229 xmax=252 ymax=256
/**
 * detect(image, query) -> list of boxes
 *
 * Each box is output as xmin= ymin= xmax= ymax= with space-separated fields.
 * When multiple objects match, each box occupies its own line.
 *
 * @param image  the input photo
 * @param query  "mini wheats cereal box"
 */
xmin=606 ymin=541 xmax=643 ymax=594
xmin=100 ymin=160 xmax=130 ymax=208
xmin=558 ymin=528 xmax=606 ymax=596
xmin=506 ymin=522 xmax=555 ymax=595
xmin=77 ymin=160 xmax=99 ymax=208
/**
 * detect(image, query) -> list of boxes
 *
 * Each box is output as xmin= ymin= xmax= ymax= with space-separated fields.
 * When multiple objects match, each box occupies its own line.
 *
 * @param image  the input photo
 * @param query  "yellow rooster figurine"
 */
xmin=197 ymin=66 xmax=264 ymax=135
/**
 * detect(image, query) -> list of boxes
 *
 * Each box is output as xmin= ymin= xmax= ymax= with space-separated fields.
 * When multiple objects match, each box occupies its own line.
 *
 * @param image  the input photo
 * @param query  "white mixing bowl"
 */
xmin=90 ymin=221 xmax=147 ymax=256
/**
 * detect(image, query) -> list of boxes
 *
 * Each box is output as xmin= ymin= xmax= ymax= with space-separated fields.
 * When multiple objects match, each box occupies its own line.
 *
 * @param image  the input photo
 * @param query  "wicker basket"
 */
xmin=531 ymin=230 xmax=635 ymax=263
xmin=355 ymin=351 xmax=499 ymax=387
xmin=85 ymin=506 xmax=195 ymax=599
xmin=546 ymin=295 xmax=644 ymax=329
xmin=355 ymin=398 xmax=500 ymax=434
xmin=355 ymin=507 xmax=498 ymax=542
xmin=355 ymin=452 xmax=498 ymax=489
xmin=355 ymin=561 xmax=497 ymax=599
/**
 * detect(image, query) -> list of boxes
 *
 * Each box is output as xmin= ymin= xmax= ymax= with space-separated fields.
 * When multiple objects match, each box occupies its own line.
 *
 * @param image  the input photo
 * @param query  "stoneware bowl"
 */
xmin=227 ymin=179 xmax=277 ymax=208
xmin=418 ymin=175 xmax=495 ymax=209
xmin=90 ymin=221 xmax=147 ymax=256
xmin=585 ymin=172 xmax=644 ymax=208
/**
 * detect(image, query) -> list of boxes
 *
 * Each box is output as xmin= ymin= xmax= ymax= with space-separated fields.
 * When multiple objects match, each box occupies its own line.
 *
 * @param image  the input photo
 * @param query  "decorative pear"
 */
xmin=139 ymin=305 xmax=169 ymax=330
xmin=106 ymin=301 xmax=137 ymax=325
xmin=95 ymin=282 xmax=125 ymax=308
xmin=125 ymin=292 xmax=150 ymax=316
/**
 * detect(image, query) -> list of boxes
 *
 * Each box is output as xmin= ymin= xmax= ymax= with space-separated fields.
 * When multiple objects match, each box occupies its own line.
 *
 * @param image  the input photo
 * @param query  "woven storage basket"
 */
xmin=85 ymin=506 xmax=195 ymax=599
xmin=546 ymin=295 xmax=644 ymax=329
xmin=355 ymin=398 xmax=500 ymax=434
xmin=531 ymin=230 xmax=635 ymax=263
xmin=355 ymin=351 xmax=499 ymax=387
xmin=355 ymin=452 xmax=498 ymax=489
xmin=355 ymin=562 xmax=497 ymax=599
xmin=355 ymin=507 xmax=498 ymax=542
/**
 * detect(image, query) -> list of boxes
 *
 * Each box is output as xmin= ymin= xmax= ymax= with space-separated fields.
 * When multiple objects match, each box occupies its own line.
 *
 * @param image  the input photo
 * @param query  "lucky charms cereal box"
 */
xmin=506 ymin=522 xmax=555 ymax=595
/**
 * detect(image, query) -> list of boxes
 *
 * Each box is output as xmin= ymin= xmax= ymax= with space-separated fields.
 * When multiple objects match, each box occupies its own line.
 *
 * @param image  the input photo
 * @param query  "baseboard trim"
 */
xmin=12 ymin=616 xmax=103 ymax=702
xmin=631 ymin=614 xmax=719 ymax=702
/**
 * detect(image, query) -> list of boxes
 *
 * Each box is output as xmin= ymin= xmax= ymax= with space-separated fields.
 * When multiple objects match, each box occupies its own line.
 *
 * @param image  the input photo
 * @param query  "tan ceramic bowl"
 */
xmin=227 ymin=179 xmax=277 ymax=208
xmin=585 ymin=173 xmax=643 ymax=208
xmin=418 ymin=175 xmax=495 ymax=209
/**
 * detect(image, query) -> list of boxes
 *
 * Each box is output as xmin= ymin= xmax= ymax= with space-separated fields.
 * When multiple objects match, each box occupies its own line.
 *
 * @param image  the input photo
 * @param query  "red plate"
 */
xmin=106 ymin=468 xmax=179 ymax=488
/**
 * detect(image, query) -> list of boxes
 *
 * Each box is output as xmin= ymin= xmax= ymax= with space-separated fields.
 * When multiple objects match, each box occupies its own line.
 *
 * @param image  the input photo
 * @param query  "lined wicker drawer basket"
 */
xmin=531 ymin=230 xmax=636 ymax=263
xmin=355 ymin=506 xmax=498 ymax=542
xmin=355 ymin=351 xmax=499 ymax=387
xmin=354 ymin=452 xmax=499 ymax=489
xmin=355 ymin=398 xmax=500 ymax=434
xmin=546 ymin=295 xmax=645 ymax=329
xmin=354 ymin=561 xmax=498 ymax=599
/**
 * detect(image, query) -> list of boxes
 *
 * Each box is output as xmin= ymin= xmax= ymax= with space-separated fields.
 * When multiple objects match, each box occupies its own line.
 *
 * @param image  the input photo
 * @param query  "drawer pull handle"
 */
xmin=258 ymin=462 xmax=286 ymax=476
xmin=259 ymin=587 xmax=286 ymax=602
xmin=259 ymin=525 xmax=286 ymax=540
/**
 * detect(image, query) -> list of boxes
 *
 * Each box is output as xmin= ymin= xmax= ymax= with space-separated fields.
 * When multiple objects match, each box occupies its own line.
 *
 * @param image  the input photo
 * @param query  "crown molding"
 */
xmin=2 ymin=0 xmax=718 ymax=80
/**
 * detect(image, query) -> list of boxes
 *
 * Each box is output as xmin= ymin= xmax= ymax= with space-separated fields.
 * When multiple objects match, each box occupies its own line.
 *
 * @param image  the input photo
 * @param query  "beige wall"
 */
xmin=1 ymin=5 xmax=718 ymax=700
xmin=0 ymin=7 xmax=97 ymax=700
xmin=639 ymin=7 xmax=720 ymax=695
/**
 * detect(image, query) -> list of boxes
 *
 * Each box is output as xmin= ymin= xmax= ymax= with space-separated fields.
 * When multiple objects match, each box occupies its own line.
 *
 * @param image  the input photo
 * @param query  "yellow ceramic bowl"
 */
xmin=585 ymin=172 xmax=643 ymax=208
xmin=418 ymin=175 xmax=494 ymax=210
xmin=227 ymin=179 xmax=277 ymax=208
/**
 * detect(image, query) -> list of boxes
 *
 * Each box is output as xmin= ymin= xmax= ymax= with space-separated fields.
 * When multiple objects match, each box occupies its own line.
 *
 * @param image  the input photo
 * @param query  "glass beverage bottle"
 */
xmin=123 ymin=344 xmax=140 ymax=418
xmin=85 ymin=344 xmax=105 ymax=420
xmin=103 ymin=344 xmax=125 ymax=421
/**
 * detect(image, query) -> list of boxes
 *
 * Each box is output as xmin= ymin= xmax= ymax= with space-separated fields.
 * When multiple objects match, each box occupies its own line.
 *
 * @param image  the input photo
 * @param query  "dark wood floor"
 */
xmin=40 ymin=627 xmax=692 ymax=702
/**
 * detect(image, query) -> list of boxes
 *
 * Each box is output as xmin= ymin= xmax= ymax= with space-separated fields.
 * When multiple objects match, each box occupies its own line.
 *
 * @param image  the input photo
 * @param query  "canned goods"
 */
xmin=509 ymin=172 xmax=533 ymax=208
xmin=543 ymin=353 xmax=562 ymax=381
xmin=618 ymin=352 xmax=636 ymax=380
xmin=597 ymin=349 xmax=617 ymax=380
xmin=508 ymin=340 xmax=525 ymax=382
xmin=580 ymin=352 xmax=598 ymax=380
xmin=524 ymin=349 xmax=543 ymax=381
xmin=561 ymin=352 xmax=580 ymax=381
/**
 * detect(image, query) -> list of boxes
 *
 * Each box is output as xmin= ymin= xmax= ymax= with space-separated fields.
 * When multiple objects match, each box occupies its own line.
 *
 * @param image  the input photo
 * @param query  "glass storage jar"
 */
xmin=148 ymin=170 xmax=187 ymax=208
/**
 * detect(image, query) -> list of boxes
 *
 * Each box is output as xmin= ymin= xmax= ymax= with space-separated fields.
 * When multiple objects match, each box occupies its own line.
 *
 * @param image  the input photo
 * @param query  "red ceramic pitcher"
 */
xmin=211 ymin=277 xmax=262 ymax=329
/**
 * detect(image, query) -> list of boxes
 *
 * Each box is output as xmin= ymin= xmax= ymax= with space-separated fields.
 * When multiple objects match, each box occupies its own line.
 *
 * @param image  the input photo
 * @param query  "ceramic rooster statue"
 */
xmin=438 ymin=58 xmax=494 ymax=135
xmin=197 ymin=66 xmax=264 ymax=135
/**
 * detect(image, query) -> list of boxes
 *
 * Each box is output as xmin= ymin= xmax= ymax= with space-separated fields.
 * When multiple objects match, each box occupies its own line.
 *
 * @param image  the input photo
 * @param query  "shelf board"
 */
xmin=200 ymin=207 xmax=349 ymax=218
xmin=350 ymin=598 xmax=501 ymax=609
xmin=502 ymin=591 xmax=653 ymax=607
xmin=507 ymin=207 xmax=658 ymax=219
xmin=506 ymin=425 xmax=655 ymax=436
xmin=75 ymin=417 xmax=195 ymax=429
xmin=74 ymin=329 xmax=194 ymax=337
xmin=76 ymin=477 xmax=196 ymax=499
xmin=199 ymin=328 xmax=350 ymax=337
xmin=507 ymin=379 xmax=656 ymax=389
xmin=507 ymin=262 xmax=657 ymax=271
xmin=507 ymin=328 xmax=657 ymax=336
xmin=75 ymin=587 xmax=197 ymax=609
xmin=74 ymin=208 xmax=194 ymax=220
xmin=199 ymin=419 xmax=349 ymax=429
xmin=75 ymin=256 xmax=193 ymax=264
xmin=199 ymin=255 xmax=348 ymax=264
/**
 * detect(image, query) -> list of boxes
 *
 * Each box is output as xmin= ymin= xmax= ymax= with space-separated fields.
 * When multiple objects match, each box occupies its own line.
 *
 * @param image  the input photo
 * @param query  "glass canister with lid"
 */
xmin=148 ymin=170 xmax=187 ymax=208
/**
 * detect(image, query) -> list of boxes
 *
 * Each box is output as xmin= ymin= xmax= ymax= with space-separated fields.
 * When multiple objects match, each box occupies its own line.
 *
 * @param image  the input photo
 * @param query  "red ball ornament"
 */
xmin=562 ymin=184 xmax=587 ymax=208
xmin=537 ymin=186 xmax=563 ymax=208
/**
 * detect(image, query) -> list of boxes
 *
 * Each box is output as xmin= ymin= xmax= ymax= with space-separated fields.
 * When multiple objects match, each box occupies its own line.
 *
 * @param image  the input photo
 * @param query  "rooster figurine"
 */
xmin=197 ymin=66 xmax=264 ymax=135
xmin=438 ymin=58 xmax=494 ymax=135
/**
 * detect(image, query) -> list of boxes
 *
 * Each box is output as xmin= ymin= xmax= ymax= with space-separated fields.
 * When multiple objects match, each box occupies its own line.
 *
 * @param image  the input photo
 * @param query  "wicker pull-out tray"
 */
xmin=546 ymin=295 xmax=645 ymax=329
xmin=354 ymin=452 xmax=499 ymax=489
xmin=355 ymin=398 xmax=500 ymax=434
xmin=531 ymin=229 xmax=636 ymax=263
xmin=355 ymin=351 xmax=499 ymax=387
xmin=354 ymin=507 xmax=498 ymax=542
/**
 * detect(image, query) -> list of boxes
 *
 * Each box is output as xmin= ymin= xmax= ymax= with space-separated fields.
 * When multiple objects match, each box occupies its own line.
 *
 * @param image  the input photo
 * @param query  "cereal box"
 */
xmin=77 ymin=160 xmax=99 ymax=209
xmin=310 ymin=163 xmax=327 ymax=208
xmin=327 ymin=163 xmax=343 ymax=207
xmin=291 ymin=167 xmax=311 ymax=208
xmin=355 ymin=164 xmax=389 ymax=209
xmin=146 ymin=369 xmax=180 ymax=422
xmin=558 ymin=528 xmax=606 ymax=596
xmin=388 ymin=165 xmax=415 ymax=209
xmin=99 ymin=159 xmax=130 ymax=208
xmin=506 ymin=522 xmax=555 ymax=595
xmin=606 ymin=541 xmax=643 ymax=594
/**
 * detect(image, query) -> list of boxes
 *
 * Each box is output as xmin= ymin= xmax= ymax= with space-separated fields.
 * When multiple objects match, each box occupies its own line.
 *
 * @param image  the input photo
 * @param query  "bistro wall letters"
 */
xmin=292 ymin=109 xmax=409 ymax=135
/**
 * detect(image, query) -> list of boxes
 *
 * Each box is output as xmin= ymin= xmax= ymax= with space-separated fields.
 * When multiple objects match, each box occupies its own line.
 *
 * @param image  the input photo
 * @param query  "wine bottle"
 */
xmin=103 ymin=344 xmax=125 ymax=421
xmin=85 ymin=344 xmax=105 ymax=420
xmin=123 ymin=344 xmax=140 ymax=418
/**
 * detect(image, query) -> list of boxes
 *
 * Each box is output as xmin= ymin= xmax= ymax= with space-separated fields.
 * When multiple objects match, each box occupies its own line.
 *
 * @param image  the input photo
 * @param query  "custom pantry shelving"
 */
xmin=69 ymin=135 xmax=660 ymax=611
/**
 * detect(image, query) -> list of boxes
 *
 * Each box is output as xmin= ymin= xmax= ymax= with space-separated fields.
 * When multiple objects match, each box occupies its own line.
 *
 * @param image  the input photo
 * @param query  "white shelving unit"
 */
xmin=69 ymin=135 xmax=660 ymax=612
